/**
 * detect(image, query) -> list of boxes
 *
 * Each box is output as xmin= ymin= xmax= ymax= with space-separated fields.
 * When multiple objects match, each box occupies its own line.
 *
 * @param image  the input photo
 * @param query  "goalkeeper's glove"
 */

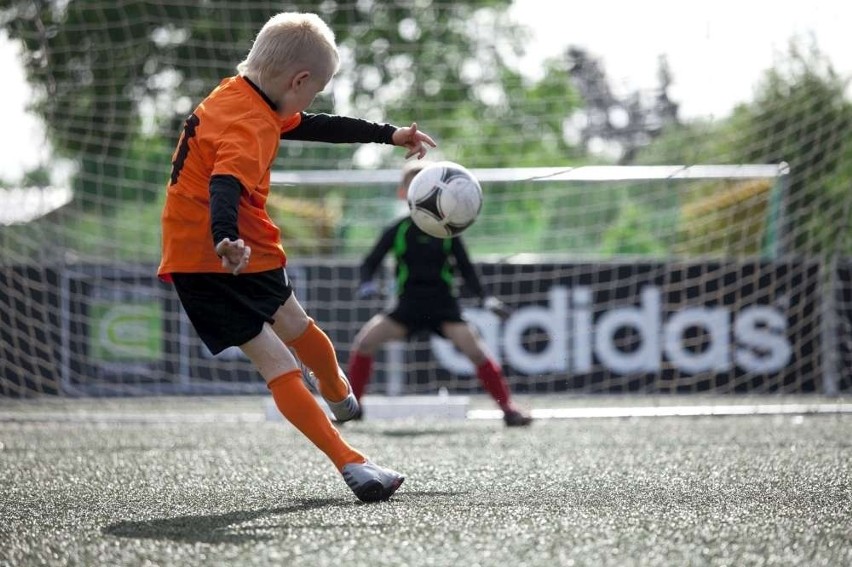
xmin=483 ymin=296 xmax=512 ymax=320
xmin=357 ymin=280 xmax=381 ymax=300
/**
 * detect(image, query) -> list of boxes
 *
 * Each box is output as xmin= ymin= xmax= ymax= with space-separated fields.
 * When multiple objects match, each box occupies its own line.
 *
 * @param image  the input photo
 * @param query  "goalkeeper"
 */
xmin=347 ymin=163 xmax=532 ymax=427
xmin=158 ymin=12 xmax=436 ymax=502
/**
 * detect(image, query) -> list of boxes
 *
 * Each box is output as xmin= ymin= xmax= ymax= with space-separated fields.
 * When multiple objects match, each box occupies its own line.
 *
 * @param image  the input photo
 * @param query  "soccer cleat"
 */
xmin=333 ymin=405 xmax=363 ymax=426
xmin=503 ymin=409 xmax=533 ymax=427
xmin=324 ymin=371 xmax=361 ymax=423
xmin=341 ymin=460 xmax=405 ymax=502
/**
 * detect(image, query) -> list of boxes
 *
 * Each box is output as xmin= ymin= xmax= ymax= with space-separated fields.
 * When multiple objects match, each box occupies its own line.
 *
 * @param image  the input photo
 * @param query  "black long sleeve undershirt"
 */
xmin=209 ymin=174 xmax=242 ymax=246
xmin=242 ymin=77 xmax=397 ymax=144
xmin=282 ymin=113 xmax=397 ymax=144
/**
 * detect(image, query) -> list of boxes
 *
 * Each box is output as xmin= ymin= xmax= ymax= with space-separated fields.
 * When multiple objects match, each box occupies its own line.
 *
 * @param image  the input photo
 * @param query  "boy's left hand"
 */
xmin=216 ymin=238 xmax=251 ymax=275
xmin=392 ymin=122 xmax=437 ymax=159
xmin=483 ymin=296 xmax=513 ymax=320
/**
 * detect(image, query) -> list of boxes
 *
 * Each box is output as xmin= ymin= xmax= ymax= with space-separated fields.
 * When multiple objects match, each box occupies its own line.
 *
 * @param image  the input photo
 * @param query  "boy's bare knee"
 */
xmin=271 ymin=300 xmax=311 ymax=342
xmin=352 ymin=334 xmax=377 ymax=356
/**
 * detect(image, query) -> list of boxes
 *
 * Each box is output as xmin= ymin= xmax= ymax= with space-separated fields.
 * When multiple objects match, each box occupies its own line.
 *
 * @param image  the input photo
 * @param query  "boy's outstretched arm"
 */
xmin=392 ymin=122 xmax=437 ymax=159
xmin=281 ymin=114 xmax=436 ymax=158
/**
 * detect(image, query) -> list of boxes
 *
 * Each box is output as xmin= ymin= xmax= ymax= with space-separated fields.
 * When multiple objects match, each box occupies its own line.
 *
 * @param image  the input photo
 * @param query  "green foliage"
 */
xmin=733 ymin=40 xmax=852 ymax=256
xmin=2 ymin=1 xmax=536 ymax=175
xmin=21 ymin=167 xmax=51 ymax=187
xmin=676 ymin=180 xmax=774 ymax=258
xmin=633 ymin=39 xmax=852 ymax=257
xmin=632 ymin=121 xmax=743 ymax=166
xmin=2 ymin=0 xmax=584 ymax=254
xmin=66 ymin=195 xmax=164 ymax=262
xmin=448 ymin=59 xmax=585 ymax=167
xmin=71 ymin=134 xmax=170 ymax=212
xmin=599 ymin=199 xmax=668 ymax=256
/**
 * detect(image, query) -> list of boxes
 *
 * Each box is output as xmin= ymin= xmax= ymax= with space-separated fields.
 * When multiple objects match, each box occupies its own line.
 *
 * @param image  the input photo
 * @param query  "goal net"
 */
xmin=0 ymin=164 xmax=842 ymax=398
xmin=1 ymin=1 xmax=850 ymax=400
xmin=266 ymin=164 xmax=827 ymax=397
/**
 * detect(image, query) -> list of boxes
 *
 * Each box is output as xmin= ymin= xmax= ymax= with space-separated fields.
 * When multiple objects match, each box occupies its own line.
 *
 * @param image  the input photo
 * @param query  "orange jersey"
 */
xmin=158 ymin=75 xmax=301 ymax=278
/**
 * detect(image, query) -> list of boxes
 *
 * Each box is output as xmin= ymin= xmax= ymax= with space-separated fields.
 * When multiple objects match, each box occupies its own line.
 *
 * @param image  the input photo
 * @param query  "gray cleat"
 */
xmin=320 ymin=371 xmax=361 ymax=423
xmin=342 ymin=460 xmax=405 ymax=502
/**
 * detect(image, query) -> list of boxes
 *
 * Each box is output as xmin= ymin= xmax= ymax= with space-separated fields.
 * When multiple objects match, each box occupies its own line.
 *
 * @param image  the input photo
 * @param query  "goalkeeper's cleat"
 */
xmin=324 ymin=371 xmax=361 ymax=423
xmin=342 ymin=460 xmax=404 ymax=502
xmin=503 ymin=409 xmax=533 ymax=427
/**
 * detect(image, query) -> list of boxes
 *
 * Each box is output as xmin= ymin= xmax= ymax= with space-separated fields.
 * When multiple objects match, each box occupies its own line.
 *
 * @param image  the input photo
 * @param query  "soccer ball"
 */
xmin=406 ymin=161 xmax=483 ymax=238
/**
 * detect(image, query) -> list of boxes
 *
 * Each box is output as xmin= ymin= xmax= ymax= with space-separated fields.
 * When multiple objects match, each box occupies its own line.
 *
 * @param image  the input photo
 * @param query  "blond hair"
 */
xmin=237 ymin=12 xmax=340 ymax=88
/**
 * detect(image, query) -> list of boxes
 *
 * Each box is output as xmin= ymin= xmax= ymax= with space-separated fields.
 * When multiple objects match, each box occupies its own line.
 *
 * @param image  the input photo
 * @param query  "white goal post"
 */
xmin=271 ymin=163 xmax=790 ymax=257
xmin=273 ymin=164 xmax=789 ymax=185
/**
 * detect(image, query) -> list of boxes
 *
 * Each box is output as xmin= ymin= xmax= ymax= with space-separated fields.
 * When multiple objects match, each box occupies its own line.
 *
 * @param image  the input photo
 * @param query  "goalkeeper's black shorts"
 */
xmin=171 ymin=268 xmax=293 ymax=354
xmin=387 ymin=293 xmax=465 ymax=338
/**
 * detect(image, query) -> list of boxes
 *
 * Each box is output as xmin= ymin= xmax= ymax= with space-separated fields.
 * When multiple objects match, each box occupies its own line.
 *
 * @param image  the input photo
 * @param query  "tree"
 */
xmin=730 ymin=39 xmax=852 ymax=256
xmin=566 ymin=47 xmax=680 ymax=164
xmin=632 ymin=38 xmax=852 ymax=257
xmin=2 ymin=0 xmax=572 ymax=210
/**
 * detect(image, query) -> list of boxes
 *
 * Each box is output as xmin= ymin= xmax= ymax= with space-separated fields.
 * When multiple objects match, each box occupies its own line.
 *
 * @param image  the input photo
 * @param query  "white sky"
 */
xmin=1 ymin=0 xmax=851 ymax=182
xmin=1 ymin=31 xmax=46 ymax=182
xmin=509 ymin=0 xmax=852 ymax=118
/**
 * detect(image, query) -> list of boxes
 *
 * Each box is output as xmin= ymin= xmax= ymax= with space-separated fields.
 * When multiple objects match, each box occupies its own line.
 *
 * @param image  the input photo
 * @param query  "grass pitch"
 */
xmin=1 ymin=396 xmax=850 ymax=566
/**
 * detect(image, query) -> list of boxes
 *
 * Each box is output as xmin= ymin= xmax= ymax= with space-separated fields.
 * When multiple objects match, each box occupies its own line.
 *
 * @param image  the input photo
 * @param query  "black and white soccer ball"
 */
xmin=406 ymin=161 xmax=483 ymax=238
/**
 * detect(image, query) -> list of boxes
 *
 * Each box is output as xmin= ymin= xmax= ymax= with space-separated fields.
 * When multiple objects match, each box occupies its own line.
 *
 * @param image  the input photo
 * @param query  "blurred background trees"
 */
xmin=1 ymin=0 xmax=573 ymax=204
xmin=634 ymin=39 xmax=852 ymax=256
xmin=1 ymin=1 xmax=850 ymax=258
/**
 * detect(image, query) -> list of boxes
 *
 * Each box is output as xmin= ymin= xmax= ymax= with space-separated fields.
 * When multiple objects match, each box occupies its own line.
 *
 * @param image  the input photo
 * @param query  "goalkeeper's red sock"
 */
xmin=286 ymin=319 xmax=349 ymax=402
xmin=267 ymin=370 xmax=365 ymax=471
xmin=476 ymin=358 xmax=515 ymax=412
xmin=347 ymin=352 xmax=373 ymax=401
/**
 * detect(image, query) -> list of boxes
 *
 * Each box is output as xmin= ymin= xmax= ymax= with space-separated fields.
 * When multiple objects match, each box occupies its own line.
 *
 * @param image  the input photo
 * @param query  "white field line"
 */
xmin=3 ymin=402 xmax=851 ymax=424
xmin=0 ymin=412 xmax=265 ymax=424
xmin=469 ymin=404 xmax=852 ymax=421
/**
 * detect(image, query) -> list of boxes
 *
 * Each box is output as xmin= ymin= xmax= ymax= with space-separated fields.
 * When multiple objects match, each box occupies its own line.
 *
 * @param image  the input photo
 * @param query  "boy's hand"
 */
xmin=392 ymin=122 xmax=437 ymax=159
xmin=483 ymin=296 xmax=513 ymax=320
xmin=215 ymin=238 xmax=251 ymax=275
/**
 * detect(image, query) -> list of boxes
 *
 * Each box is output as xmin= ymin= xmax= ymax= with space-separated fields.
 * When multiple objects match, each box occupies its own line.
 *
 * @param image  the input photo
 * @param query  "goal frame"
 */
xmin=269 ymin=163 xmax=812 ymax=396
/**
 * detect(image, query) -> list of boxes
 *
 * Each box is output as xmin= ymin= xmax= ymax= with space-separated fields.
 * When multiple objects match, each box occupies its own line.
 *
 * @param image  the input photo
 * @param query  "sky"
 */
xmin=508 ymin=0 xmax=852 ymax=117
xmin=1 ymin=31 xmax=46 ymax=182
xmin=1 ymin=0 xmax=851 ymax=182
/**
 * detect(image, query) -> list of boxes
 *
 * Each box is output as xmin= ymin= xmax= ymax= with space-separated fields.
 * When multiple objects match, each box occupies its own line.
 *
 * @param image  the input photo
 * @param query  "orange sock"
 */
xmin=286 ymin=319 xmax=349 ymax=402
xmin=267 ymin=370 xmax=365 ymax=471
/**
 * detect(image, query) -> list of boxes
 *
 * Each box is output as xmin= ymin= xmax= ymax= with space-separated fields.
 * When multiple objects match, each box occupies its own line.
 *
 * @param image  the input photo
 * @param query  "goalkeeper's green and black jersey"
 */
xmin=359 ymin=217 xmax=484 ymax=300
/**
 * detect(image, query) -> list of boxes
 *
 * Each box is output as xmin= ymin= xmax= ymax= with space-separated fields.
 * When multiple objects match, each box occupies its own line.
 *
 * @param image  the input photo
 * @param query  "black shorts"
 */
xmin=171 ymin=269 xmax=293 ymax=354
xmin=388 ymin=293 xmax=465 ymax=338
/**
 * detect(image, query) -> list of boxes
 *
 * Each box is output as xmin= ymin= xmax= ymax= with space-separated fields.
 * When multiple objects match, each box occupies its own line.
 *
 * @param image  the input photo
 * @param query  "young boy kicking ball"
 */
xmin=158 ymin=12 xmax=436 ymax=501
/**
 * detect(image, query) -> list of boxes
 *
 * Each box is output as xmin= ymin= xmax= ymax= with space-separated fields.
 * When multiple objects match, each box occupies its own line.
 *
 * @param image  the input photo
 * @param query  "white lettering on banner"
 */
xmin=430 ymin=285 xmax=792 ymax=376
xmin=594 ymin=287 xmax=660 ymax=374
xmin=572 ymin=287 xmax=593 ymax=374
xmin=503 ymin=286 xmax=569 ymax=373
xmin=734 ymin=306 xmax=792 ymax=372
xmin=663 ymin=307 xmax=730 ymax=374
